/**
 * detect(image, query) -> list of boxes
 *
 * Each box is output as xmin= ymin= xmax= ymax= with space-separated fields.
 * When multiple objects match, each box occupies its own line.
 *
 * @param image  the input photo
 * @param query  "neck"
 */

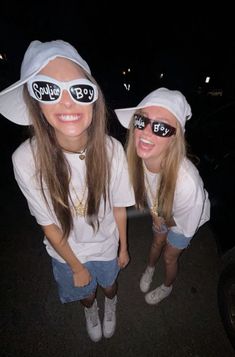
xmin=56 ymin=131 xmax=88 ymax=154
xmin=144 ymin=158 xmax=162 ymax=173
xmin=61 ymin=145 xmax=86 ymax=160
xmin=61 ymin=146 xmax=86 ymax=154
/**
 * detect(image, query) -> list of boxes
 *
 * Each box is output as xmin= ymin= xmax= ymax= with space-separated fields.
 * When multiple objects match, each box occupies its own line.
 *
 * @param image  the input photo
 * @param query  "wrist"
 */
xmin=71 ymin=263 xmax=84 ymax=274
xmin=119 ymin=246 xmax=128 ymax=253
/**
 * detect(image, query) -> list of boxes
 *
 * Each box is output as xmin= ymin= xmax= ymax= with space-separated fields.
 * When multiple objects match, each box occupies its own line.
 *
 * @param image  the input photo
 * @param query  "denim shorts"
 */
xmin=52 ymin=258 xmax=120 ymax=303
xmin=167 ymin=229 xmax=192 ymax=249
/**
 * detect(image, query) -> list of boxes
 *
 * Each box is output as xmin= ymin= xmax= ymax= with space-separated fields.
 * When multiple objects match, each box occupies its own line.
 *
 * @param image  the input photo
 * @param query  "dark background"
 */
xmin=1 ymin=3 xmax=235 ymax=147
xmin=1 ymin=3 xmax=235 ymax=104
xmin=1 ymin=4 xmax=235 ymax=356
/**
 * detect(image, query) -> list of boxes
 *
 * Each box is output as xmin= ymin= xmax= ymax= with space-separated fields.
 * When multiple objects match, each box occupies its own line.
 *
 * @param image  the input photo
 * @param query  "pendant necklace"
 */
xmin=71 ymin=181 xmax=87 ymax=217
xmin=62 ymin=147 xmax=86 ymax=160
xmin=144 ymin=166 xmax=161 ymax=217
xmin=77 ymin=148 xmax=86 ymax=160
xmin=70 ymin=167 xmax=87 ymax=217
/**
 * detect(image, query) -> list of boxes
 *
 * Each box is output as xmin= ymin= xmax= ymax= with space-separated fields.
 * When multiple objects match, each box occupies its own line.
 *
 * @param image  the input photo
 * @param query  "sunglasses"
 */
xmin=27 ymin=75 xmax=98 ymax=105
xmin=133 ymin=114 xmax=176 ymax=137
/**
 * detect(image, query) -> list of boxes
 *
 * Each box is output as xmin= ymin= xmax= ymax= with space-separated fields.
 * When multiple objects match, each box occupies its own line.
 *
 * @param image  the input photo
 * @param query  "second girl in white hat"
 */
xmin=115 ymin=87 xmax=210 ymax=305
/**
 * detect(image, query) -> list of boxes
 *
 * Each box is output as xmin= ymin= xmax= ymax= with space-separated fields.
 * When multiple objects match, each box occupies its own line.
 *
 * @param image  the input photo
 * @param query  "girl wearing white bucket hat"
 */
xmin=0 ymin=39 xmax=135 ymax=342
xmin=115 ymin=88 xmax=210 ymax=305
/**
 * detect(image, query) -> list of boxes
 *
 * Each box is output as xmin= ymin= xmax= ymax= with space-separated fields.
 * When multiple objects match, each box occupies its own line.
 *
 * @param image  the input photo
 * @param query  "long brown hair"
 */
xmin=23 ymin=68 xmax=111 ymax=239
xmin=126 ymin=118 xmax=186 ymax=224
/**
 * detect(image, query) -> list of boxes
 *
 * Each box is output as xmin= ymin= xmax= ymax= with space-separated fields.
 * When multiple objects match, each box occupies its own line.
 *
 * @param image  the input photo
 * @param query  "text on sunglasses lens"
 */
xmin=134 ymin=114 xmax=176 ymax=137
xmin=27 ymin=75 xmax=98 ymax=104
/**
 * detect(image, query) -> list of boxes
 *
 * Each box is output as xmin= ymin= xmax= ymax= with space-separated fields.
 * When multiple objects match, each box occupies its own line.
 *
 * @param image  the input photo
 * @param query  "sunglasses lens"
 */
xmin=30 ymin=81 xmax=61 ymax=102
xmin=134 ymin=114 xmax=176 ymax=137
xmin=70 ymin=84 xmax=96 ymax=103
xmin=134 ymin=114 xmax=146 ymax=129
xmin=152 ymin=122 xmax=176 ymax=137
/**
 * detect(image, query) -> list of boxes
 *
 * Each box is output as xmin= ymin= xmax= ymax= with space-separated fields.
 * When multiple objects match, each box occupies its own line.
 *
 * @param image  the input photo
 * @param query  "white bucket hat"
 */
xmin=115 ymin=87 xmax=192 ymax=131
xmin=0 ymin=40 xmax=91 ymax=125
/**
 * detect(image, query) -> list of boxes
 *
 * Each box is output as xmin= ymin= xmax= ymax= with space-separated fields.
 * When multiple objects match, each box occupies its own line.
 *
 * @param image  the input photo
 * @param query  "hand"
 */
xmin=118 ymin=249 xmax=130 ymax=269
xmin=152 ymin=215 xmax=166 ymax=230
xmin=72 ymin=266 xmax=92 ymax=287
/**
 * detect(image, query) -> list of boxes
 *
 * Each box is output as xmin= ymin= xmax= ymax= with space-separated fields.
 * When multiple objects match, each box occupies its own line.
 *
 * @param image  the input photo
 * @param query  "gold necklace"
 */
xmin=70 ymin=180 xmax=87 ymax=217
xmin=144 ymin=167 xmax=160 ymax=217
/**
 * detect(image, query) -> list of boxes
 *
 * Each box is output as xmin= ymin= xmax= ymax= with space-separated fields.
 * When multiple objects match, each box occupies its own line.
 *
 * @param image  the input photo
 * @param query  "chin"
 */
xmin=136 ymin=148 xmax=152 ymax=159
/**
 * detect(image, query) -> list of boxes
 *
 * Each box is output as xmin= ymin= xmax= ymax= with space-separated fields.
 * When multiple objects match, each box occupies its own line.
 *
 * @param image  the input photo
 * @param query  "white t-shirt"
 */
xmin=12 ymin=136 xmax=135 ymax=263
xmin=145 ymin=158 xmax=210 ymax=237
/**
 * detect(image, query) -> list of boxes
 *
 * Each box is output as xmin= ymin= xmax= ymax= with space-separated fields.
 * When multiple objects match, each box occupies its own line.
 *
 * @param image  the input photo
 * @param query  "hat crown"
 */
xmin=139 ymin=87 xmax=192 ymax=127
xmin=21 ymin=40 xmax=91 ymax=78
xmin=0 ymin=39 xmax=92 ymax=125
xmin=114 ymin=87 xmax=192 ymax=131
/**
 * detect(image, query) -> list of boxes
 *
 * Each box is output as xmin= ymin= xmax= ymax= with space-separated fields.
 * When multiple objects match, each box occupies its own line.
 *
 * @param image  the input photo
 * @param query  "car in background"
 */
xmin=186 ymin=96 xmax=235 ymax=350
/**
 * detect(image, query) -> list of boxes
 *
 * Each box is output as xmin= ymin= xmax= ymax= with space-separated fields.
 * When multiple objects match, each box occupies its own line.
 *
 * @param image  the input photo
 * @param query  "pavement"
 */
xmin=1 ymin=122 xmax=235 ymax=356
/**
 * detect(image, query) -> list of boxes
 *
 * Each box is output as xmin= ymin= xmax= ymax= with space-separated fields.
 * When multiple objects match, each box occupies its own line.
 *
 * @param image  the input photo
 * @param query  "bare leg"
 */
xmin=148 ymin=232 xmax=168 ymax=267
xmin=102 ymin=282 xmax=117 ymax=299
xmin=140 ymin=232 xmax=167 ymax=293
xmin=80 ymin=291 xmax=96 ymax=308
xmin=163 ymin=244 xmax=183 ymax=286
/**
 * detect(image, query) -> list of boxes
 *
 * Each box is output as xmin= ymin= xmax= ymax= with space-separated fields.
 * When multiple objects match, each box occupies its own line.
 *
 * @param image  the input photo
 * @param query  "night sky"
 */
xmin=0 ymin=3 xmax=235 ymax=102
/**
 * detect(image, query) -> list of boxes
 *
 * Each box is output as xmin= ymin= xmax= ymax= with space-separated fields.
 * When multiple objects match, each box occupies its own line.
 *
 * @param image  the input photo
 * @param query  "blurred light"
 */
xmin=122 ymin=71 xmax=126 ymax=75
xmin=127 ymin=68 xmax=131 ymax=72
xmin=160 ymin=73 xmax=164 ymax=79
xmin=0 ymin=53 xmax=7 ymax=61
xmin=124 ymin=83 xmax=130 ymax=91
xmin=207 ymin=89 xmax=223 ymax=97
xmin=205 ymin=76 xmax=210 ymax=83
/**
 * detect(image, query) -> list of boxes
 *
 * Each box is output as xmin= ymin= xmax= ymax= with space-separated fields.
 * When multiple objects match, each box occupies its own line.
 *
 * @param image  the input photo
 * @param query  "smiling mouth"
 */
xmin=140 ymin=137 xmax=154 ymax=145
xmin=58 ymin=114 xmax=81 ymax=122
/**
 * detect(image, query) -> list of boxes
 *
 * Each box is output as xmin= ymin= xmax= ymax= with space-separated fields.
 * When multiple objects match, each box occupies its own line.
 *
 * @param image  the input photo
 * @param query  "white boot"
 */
xmin=84 ymin=299 xmax=102 ymax=342
xmin=103 ymin=295 xmax=117 ymax=338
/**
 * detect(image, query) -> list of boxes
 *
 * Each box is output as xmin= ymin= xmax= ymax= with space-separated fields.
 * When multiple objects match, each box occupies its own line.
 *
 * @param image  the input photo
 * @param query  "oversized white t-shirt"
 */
xmin=145 ymin=158 xmax=210 ymax=237
xmin=12 ymin=136 xmax=135 ymax=263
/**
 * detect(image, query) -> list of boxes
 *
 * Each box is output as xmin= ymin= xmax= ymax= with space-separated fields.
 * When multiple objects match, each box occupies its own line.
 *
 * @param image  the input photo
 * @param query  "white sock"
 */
xmin=161 ymin=284 xmax=172 ymax=291
xmin=146 ymin=266 xmax=155 ymax=273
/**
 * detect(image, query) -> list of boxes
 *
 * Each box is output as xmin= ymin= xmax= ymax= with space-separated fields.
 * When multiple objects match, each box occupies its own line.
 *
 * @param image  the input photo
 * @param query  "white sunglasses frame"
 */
xmin=27 ymin=75 xmax=98 ymax=105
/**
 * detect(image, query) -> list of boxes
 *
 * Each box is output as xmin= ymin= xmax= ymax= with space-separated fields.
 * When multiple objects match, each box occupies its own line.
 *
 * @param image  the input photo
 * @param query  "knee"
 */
xmin=80 ymin=292 xmax=96 ymax=308
xmin=102 ymin=282 xmax=117 ymax=298
xmin=152 ymin=239 xmax=165 ymax=250
xmin=163 ymin=253 xmax=178 ymax=266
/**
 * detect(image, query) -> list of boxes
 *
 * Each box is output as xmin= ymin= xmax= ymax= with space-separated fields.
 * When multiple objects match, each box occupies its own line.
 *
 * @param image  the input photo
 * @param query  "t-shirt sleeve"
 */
xmin=12 ymin=148 xmax=56 ymax=226
xmin=110 ymin=139 xmax=135 ymax=207
xmin=172 ymin=168 xmax=210 ymax=237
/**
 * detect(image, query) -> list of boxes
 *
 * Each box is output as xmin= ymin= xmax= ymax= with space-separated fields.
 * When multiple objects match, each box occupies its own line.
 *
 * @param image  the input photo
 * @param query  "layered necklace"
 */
xmin=144 ymin=166 xmax=161 ymax=217
xmin=70 ymin=179 xmax=87 ymax=217
xmin=62 ymin=146 xmax=87 ymax=216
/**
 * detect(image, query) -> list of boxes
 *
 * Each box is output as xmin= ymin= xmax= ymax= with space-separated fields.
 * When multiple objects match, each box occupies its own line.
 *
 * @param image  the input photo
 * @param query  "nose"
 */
xmin=60 ymin=89 xmax=74 ymax=107
xmin=143 ymin=122 xmax=152 ymax=134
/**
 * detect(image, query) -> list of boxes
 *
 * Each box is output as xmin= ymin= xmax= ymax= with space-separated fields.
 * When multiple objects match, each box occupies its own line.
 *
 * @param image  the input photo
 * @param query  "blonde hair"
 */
xmin=23 ymin=69 xmax=111 ymax=239
xmin=126 ymin=118 xmax=186 ymax=224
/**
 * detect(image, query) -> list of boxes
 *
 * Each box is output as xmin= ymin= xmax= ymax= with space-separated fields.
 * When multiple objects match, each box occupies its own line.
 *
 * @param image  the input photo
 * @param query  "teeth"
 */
xmin=140 ymin=137 xmax=153 ymax=145
xmin=58 ymin=114 xmax=80 ymax=121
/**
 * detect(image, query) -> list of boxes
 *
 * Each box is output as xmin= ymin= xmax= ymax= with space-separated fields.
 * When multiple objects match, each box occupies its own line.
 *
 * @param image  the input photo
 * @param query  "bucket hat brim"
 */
xmin=0 ymin=40 xmax=91 ymax=125
xmin=115 ymin=87 xmax=192 ymax=131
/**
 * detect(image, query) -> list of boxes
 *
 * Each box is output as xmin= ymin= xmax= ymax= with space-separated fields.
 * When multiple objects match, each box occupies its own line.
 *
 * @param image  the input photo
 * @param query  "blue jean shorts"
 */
xmin=167 ymin=229 xmax=192 ymax=249
xmin=52 ymin=258 xmax=120 ymax=303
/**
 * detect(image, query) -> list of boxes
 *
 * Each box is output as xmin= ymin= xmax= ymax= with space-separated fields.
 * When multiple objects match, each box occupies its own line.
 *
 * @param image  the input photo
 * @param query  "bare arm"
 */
xmin=113 ymin=207 xmax=129 ymax=268
xmin=42 ymin=224 xmax=91 ymax=287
